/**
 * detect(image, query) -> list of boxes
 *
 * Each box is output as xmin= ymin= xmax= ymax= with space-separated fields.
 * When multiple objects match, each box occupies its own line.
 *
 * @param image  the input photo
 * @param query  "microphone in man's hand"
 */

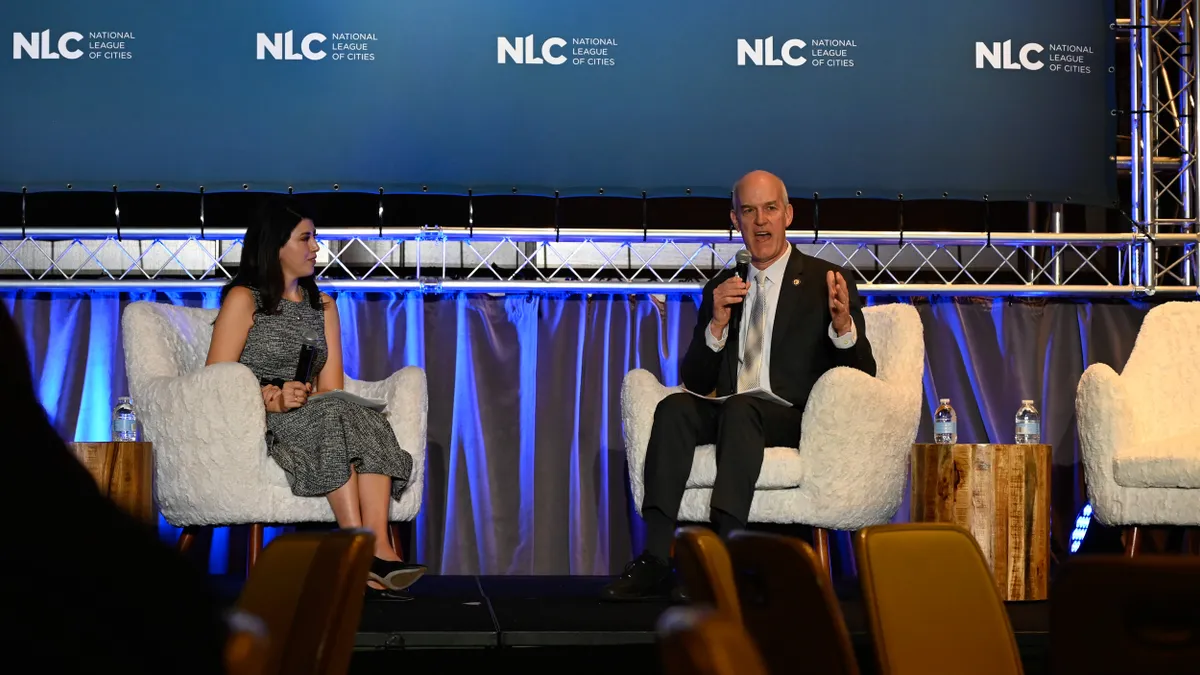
xmin=731 ymin=249 xmax=751 ymax=323
xmin=294 ymin=327 xmax=321 ymax=385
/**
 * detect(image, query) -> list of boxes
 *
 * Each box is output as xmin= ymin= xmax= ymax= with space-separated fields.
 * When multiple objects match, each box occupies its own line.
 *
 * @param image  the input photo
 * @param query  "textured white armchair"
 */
xmin=121 ymin=300 xmax=427 ymax=559
xmin=621 ymin=303 xmax=924 ymax=565
xmin=1076 ymin=301 xmax=1200 ymax=554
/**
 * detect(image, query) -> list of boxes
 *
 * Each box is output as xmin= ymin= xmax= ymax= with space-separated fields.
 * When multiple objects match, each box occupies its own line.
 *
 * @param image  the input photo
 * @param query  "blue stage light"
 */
xmin=1069 ymin=502 xmax=1092 ymax=553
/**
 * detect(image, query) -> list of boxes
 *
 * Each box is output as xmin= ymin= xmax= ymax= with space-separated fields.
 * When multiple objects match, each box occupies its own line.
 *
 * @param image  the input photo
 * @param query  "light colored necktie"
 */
xmin=738 ymin=274 xmax=768 ymax=392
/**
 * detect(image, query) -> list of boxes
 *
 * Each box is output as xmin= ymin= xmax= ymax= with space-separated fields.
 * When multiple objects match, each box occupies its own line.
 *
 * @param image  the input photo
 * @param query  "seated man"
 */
xmin=603 ymin=170 xmax=877 ymax=601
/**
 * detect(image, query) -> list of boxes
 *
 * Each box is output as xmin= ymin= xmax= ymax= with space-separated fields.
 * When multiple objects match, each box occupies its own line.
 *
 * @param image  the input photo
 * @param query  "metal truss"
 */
xmin=1123 ymin=0 xmax=1200 ymax=291
xmin=0 ymin=227 xmax=1194 ymax=297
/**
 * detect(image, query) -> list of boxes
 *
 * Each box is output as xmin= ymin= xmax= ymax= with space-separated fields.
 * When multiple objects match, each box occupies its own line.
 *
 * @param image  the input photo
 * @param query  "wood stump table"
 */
xmin=70 ymin=442 xmax=155 ymax=525
xmin=910 ymin=443 xmax=1051 ymax=601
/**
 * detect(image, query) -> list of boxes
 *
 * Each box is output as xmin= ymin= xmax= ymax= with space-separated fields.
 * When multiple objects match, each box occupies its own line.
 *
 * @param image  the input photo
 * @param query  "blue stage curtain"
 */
xmin=4 ymin=290 xmax=1153 ymax=576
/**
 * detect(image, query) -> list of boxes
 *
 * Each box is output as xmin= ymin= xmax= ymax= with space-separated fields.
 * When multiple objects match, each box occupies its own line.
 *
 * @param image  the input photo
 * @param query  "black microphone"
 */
xmin=730 ymin=249 xmax=751 ymax=324
xmin=294 ymin=327 xmax=321 ymax=385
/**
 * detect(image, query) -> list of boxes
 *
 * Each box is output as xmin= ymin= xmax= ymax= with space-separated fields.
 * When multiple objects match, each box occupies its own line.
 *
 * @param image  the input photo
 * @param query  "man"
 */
xmin=602 ymin=170 xmax=876 ymax=601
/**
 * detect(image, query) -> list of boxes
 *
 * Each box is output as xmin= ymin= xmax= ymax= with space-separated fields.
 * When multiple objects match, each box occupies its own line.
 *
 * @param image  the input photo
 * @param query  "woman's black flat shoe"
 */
xmin=369 ymin=558 xmax=427 ymax=591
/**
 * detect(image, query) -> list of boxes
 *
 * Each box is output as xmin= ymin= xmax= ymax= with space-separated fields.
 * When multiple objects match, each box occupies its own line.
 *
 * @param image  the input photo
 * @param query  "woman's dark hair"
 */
xmin=221 ymin=195 xmax=322 ymax=314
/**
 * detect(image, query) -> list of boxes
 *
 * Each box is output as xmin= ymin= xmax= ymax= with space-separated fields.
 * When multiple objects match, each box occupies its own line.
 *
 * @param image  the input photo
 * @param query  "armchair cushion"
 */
xmin=687 ymin=446 xmax=803 ymax=490
xmin=1114 ymin=433 xmax=1200 ymax=489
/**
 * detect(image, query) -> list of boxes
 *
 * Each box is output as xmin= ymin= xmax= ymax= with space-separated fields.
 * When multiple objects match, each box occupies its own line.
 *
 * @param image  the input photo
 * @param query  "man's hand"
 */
xmin=709 ymin=275 xmax=749 ymax=338
xmin=827 ymin=270 xmax=852 ymax=336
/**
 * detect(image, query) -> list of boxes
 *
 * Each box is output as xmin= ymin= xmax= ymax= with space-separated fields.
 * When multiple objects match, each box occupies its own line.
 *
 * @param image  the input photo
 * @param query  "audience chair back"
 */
xmin=727 ymin=531 xmax=860 ymax=675
xmin=657 ymin=605 xmax=768 ymax=675
xmin=673 ymin=526 xmax=742 ymax=623
xmin=235 ymin=530 xmax=375 ymax=675
xmin=1051 ymin=555 xmax=1200 ymax=674
xmin=856 ymin=523 xmax=1022 ymax=675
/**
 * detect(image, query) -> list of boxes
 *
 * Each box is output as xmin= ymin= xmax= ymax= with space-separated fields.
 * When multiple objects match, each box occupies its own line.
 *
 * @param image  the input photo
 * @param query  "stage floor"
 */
xmin=214 ymin=574 xmax=1051 ymax=673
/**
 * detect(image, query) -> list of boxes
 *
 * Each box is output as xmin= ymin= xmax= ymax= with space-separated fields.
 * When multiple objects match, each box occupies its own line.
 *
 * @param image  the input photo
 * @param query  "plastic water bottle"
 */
xmin=112 ymin=396 xmax=138 ymax=442
xmin=934 ymin=398 xmax=957 ymax=444
xmin=1015 ymin=400 xmax=1041 ymax=444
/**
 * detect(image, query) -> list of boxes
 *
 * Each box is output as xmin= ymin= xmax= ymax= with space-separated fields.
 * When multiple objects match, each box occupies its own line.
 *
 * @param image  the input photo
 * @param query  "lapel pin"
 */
xmin=792 ymin=278 xmax=800 ymax=286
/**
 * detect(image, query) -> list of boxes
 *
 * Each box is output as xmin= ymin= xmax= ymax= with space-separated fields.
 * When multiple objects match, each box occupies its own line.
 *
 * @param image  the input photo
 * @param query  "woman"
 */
xmin=206 ymin=196 xmax=424 ymax=598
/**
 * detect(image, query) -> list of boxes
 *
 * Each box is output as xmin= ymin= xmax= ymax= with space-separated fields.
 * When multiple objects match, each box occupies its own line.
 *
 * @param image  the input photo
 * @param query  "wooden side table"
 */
xmin=910 ymin=443 xmax=1051 ymax=601
xmin=70 ymin=442 xmax=155 ymax=525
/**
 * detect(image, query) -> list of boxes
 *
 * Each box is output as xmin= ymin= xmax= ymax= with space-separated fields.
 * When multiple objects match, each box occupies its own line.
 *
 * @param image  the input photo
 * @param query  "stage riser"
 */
xmin=223 ymin=575 xmax=1047 ymax=672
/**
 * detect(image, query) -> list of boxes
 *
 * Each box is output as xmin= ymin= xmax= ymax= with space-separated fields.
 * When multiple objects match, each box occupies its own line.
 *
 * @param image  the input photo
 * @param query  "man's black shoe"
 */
xmin=601 ymin=552 xmax=674 ymax=601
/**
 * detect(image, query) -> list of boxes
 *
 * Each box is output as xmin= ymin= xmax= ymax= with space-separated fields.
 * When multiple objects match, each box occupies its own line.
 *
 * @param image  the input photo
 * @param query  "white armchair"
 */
xmin=1076 ymin=301 xmax=1200 ymax=553
xmin=621 ymin=303 xmax=924 ymax=566
xmin=121 ymin=300 xmax=427 ymax=560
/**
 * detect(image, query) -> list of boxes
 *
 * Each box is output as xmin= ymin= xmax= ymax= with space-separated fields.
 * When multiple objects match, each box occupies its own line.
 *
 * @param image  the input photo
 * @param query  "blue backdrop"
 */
xmin=2 ymin=0 xmax=1115 ymax=204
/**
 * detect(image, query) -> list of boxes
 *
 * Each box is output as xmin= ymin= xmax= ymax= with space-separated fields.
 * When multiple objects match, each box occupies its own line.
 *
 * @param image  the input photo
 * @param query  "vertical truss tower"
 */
xmin=1125 ymin=0 xmax=1199 ymax=293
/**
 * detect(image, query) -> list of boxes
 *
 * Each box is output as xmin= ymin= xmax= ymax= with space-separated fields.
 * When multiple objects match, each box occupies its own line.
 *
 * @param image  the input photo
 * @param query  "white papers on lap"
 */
xmin=682 ymin=387 xmax=792 ymax=408
xmin=309 ymin=389 xmax=387 ymax=412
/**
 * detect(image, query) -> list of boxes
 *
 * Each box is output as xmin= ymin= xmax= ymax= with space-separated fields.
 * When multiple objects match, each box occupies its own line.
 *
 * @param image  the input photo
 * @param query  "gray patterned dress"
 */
xmin=238 ymin=287 xmax=412 ymax=499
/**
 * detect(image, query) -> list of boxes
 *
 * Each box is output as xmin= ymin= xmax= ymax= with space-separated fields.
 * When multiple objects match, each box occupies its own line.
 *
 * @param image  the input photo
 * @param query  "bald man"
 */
xmin=603 ymin=171 xmax=876 ymax=601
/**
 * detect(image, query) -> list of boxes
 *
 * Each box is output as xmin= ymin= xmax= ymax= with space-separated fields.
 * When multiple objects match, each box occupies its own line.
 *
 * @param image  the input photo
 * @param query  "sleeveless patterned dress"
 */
xmin=237 ymin=287 xmax=412 ymax=499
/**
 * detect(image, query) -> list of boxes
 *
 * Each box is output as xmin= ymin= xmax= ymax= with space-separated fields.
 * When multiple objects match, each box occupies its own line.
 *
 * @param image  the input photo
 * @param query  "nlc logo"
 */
xmin=975 ymin=40 xmax=1044 ymax=70
xmin=498 ymin=35 xmax=566 ymax=65
xmin=13 ymin=31 xmax=83 ymax=59
xmin=257 ymin=31 xmax=327 ymax=60
xmin=737 ymin=37 xmax=806 ymax=66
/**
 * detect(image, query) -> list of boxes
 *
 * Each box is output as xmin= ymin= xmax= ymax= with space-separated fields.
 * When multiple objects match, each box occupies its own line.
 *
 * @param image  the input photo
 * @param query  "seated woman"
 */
xmin=205 ymin=196 xmax=424 ymax=598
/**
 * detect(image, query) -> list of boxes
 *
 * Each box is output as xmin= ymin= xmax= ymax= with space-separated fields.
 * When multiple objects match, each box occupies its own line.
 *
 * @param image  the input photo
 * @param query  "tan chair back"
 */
xmin=657 ymin=605 xmax=768 ymax=675
xmin=673 ymin=526 xmax=742 ymax=622
xmin=856 ymin=523 xmax=1023 ymax=675
xmin=727 ymin=531 xmax=859 ymax=675
xmin=236 ymin=530 xmax=375 ymax=675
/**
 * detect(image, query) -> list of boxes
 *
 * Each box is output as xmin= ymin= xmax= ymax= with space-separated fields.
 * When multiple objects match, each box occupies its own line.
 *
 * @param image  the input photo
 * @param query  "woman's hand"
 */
xmin=278 ymin=381 xmax=312 ymax=412
xmin=263 ymin=382 xmax=312 ymax=413
xmin=261 ymin=384 xmax=282 ymax=412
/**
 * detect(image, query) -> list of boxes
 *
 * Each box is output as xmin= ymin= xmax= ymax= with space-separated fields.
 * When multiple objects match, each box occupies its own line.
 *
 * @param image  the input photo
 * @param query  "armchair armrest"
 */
xmin=1076 ymin=363 xmax=1137 ymax=521
xmin=795 ymin=366 xmax=920 ymax=529
xmin=346 ymin=366 xmax=428 ymax=497
xmin=621 ymin=368 xmax=682 ymax=513
xmin=136 ymin=362 xmax=268 ymax=524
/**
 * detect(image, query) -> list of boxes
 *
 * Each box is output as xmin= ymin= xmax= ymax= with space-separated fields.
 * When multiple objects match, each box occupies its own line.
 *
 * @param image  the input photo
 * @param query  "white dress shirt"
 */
xmin=705 ymin=246 xmax=858 ymax=395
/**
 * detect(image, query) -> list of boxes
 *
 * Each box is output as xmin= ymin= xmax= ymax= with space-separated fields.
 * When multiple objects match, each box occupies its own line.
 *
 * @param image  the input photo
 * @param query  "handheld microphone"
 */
xmin=294 ymin=327 xmax=321 ymax=385
xmin=730 ymin=249 xmax=751 ymax=324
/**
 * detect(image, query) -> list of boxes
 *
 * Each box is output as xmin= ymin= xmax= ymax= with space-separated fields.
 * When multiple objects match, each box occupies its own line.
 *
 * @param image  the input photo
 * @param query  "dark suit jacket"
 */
xmin=681 ymin=245 xmax=877 ymax=409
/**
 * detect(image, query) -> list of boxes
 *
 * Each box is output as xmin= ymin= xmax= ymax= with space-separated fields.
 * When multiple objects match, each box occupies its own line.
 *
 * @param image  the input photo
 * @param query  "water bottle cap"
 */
xmin=939 ymin=398 xmax=949 ymax=404
xmin=119 ymin=396 xmax=132 ymax=402
xmin=1022 ymin=399 xmax=1033 ymax=404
